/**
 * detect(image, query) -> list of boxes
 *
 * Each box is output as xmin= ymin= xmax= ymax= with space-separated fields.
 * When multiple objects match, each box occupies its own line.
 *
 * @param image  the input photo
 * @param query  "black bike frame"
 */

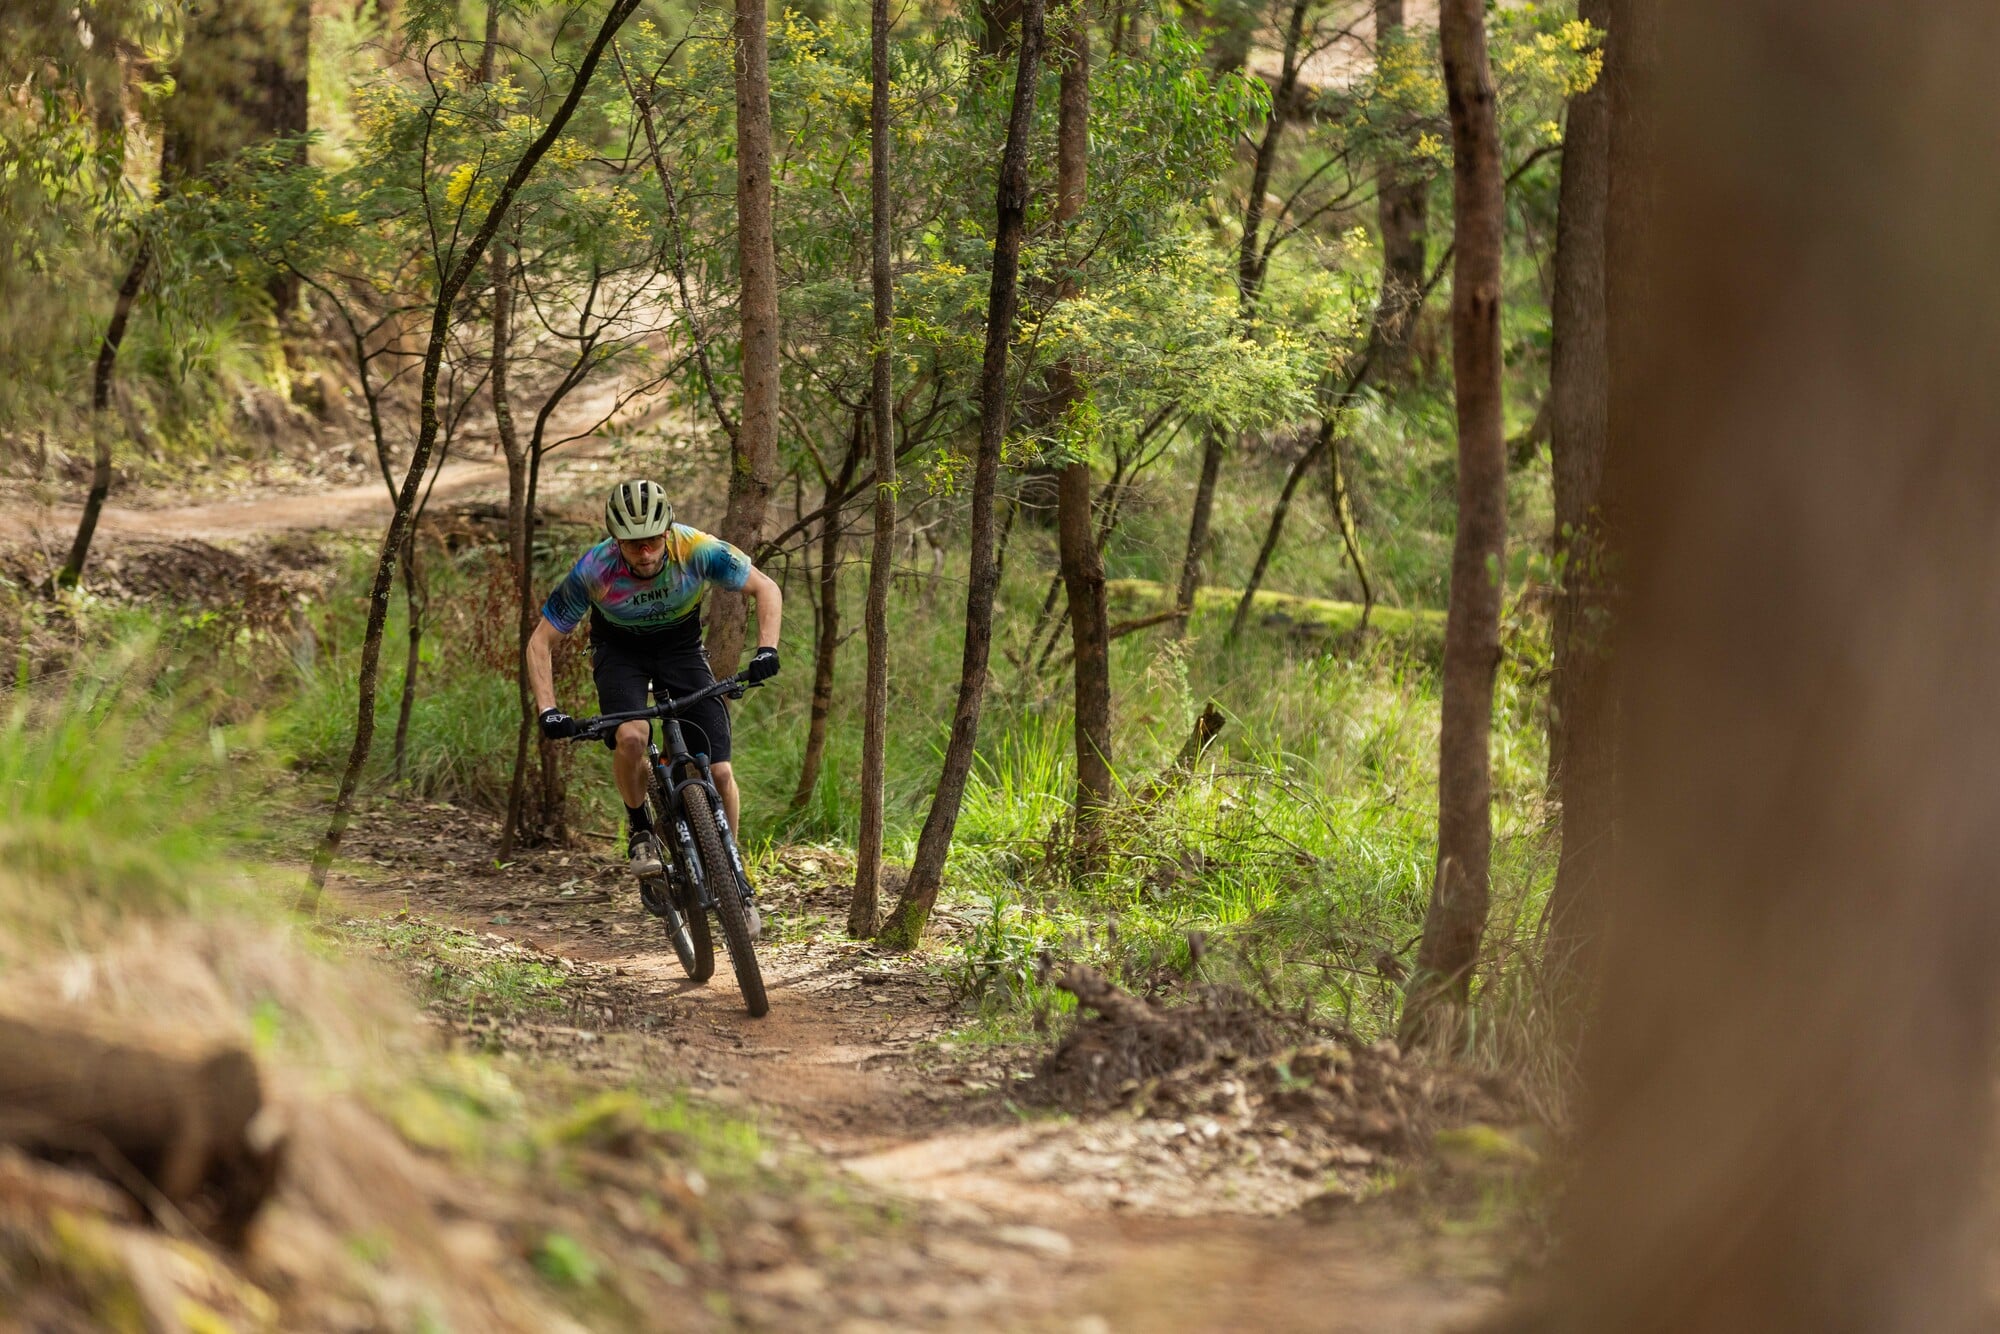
xmin=580 ymin=675 xmax=757 ymax=909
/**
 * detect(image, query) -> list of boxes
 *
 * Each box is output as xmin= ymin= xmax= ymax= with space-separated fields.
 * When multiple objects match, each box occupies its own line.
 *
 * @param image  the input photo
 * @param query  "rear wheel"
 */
xmin=650 ymin=781 xmax=713 ymax=981
xmin=683 ymin=782 xmax=767 ymax=1018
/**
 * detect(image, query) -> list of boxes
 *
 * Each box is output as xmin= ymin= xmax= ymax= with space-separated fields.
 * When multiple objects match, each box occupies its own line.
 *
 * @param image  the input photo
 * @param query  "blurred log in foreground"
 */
xmin=0 ymin=1016 xmax=283 ymax=1248
xmin=1537 ymin=0 xmax=2000 ymax=1330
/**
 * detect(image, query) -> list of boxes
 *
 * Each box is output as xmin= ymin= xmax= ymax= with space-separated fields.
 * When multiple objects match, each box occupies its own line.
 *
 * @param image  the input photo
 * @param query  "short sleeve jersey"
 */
xmin=541 ymin=526 xmax=750 ymax=649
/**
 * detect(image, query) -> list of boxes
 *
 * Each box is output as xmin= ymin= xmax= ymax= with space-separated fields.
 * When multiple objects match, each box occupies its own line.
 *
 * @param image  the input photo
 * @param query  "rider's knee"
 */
xmin=711 ymin=761 xmax=735 ymax=789
xmin=614 ymin=721 xmax=649 ymax=754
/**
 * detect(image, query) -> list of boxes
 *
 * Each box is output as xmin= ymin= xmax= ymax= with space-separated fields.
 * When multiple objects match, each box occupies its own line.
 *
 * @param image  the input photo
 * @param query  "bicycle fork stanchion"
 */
xmin=693 ymin=752 xmax=755 ymax=905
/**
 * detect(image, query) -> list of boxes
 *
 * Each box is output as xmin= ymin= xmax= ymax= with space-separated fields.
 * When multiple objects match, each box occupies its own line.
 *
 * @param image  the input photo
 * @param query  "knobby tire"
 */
xmin=682 ymin=782 xmax=767 ymax=1018
xmin=652 ymin=776 xmax=713 ymax=981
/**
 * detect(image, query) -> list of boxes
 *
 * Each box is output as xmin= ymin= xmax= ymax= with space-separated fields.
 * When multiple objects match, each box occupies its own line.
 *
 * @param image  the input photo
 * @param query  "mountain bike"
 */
xmin=565 ymin=674 xmax=768 ymax=1018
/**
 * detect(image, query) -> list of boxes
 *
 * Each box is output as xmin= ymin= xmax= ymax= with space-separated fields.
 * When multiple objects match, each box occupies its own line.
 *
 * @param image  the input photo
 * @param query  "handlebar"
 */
xmin=565 ymin=674 xmax=759 ymax=743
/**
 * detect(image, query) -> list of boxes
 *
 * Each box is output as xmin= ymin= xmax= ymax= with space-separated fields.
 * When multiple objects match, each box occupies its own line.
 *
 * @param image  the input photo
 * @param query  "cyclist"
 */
xmin=527 ymin=478 xmax=783 ymax=911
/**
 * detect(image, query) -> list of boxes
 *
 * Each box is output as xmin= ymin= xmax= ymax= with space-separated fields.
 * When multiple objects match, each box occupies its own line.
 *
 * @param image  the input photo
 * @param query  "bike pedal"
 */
xmin=638 ymin=877 xmax=669 ymax=917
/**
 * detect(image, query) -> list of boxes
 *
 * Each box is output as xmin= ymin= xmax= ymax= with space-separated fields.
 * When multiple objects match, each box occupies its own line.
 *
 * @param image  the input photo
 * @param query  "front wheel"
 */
xmin=651 ymin=781 xmax=713 ymax=981
xmin=682 ymin=783 xmax=767 ymax=1018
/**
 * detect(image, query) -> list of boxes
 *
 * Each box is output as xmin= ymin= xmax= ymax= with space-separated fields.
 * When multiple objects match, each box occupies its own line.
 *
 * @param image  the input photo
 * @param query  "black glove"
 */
xmin=539 ymin=708 xmax=581 ymax=740
xmin=745 ymin=646 xmax=781 ymax=683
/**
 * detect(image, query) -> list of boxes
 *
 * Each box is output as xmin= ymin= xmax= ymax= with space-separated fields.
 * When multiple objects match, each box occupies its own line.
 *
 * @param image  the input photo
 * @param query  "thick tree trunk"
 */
xmin=305 ymin=0 xmax=643 ymax=904
xmin=976 ymin=0 xmax=1023 ymax=60
xmin=1371 ymin=0 xmax=1430 ymax=386
xmin=878 ymin=0 xmax=1044 ymax=948
xmin=160 ymin=0 xmax=308 ymax=315
xmin=707 ymin=0 xmax=784 ymax=677
xmin=1541 ymin=0 xmax=1613 ymax=982
xmin=1540 ymin=0 xmax=2000 ymax=1326
xmin=1052 ymin=11 xmax=1109 ymax=864
xmin=57 ymin=236 xmax=151 ymax=590
xmin=791 ymin=419 xmax=864 ymax=813
xmin=853 ymin=0 xmax=897 ymax=938
xmin=1399 ymin=0 xmax=1506 ymax=1051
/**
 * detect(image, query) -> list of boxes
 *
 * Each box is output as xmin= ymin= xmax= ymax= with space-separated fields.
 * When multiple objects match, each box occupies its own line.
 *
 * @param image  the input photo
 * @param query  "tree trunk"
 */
xmin=391 ymin=534 xmax=423 ymax=784
xmin=790 ymin=418 xmax=864 ymax=813
xmin=1398 ymin=0 xmax=1506 ymax=1051
xmin=501 ymin=430 xmax=547 ymax=862
xmin=1541 ymin=0 xmax=2000 ymax=1325
xmin=707 ymin=0 xmax=784 ymax=678
xmin=160 ymin=0 xmax=308 ymax=315
xmin=1371 ymin=0 xmax=1430 ymax=387
xmin=1052 ymin=10 xmax=1109 ymax=865
xmin=878 ymin=0 xmax=1044 ymax=949
xmin=56 ymin=236 xmax=151 ymax=590
xmin=1173 ymin=428 xmax=1225 ymax=627
xmin=1327 ymin=429 xmax=1374 ymax=627
xmin=853 ymin=0 xmax=897 ymax=938
xmin=1541 ymin=0 xmax=1613 ymax=983
xmin=976 ymin=0 xmax=1023 ymax=60
xmin=304 ymin=0 xmax=643 ymax=905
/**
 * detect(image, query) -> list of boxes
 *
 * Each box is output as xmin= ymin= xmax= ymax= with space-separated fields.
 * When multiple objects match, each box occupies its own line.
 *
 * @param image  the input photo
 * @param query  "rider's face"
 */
xmin=618 ymin=535 xmax=668 ymax=577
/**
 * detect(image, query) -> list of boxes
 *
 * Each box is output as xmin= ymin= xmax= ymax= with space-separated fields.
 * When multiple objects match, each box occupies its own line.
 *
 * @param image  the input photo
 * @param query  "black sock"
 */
xmin=626 ymin=803 xmax=652 ymax=835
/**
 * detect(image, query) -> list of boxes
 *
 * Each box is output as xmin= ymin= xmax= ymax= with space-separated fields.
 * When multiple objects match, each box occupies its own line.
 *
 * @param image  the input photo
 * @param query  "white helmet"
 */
xmin=605 ymin=478 xmax=672 ymax=540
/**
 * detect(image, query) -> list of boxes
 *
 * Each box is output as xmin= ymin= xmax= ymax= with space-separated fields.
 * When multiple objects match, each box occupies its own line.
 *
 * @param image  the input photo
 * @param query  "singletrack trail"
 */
xmin=329 ymin=800 xmax=1509 ymax=1332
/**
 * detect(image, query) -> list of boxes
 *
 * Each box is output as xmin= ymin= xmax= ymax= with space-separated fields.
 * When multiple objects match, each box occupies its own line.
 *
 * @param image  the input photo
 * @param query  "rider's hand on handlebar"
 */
xmin=745 ymin=646 xmax=781 ymax=684
xmin=539 ymin=708 xmax=581 ymax=740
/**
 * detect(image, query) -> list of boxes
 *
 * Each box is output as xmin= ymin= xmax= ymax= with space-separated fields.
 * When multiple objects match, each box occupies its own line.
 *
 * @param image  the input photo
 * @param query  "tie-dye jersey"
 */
xmin=541 ymin=527 xmax=750 ymax=647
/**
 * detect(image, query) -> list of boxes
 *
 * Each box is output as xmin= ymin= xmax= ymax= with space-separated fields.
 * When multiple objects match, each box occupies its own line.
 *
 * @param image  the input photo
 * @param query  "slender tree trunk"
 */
xmin=1399 ymin=0 xmax=1506 ymax=1050
xmin=853 ymin=0 xmax=897 ymax=938
xmin=1051 ymin=12 xmax=1109 ymax=864
xmin=57 ymin=236 xmax=151 ymax=590
xmin=878 ymin=0 xmax=1044 ymax=948
xmin=501 ymin=431 xmax=547 ymax=861
xmin=708 ymin=0 xmax=783 ymax=677
xmin=791 ymin=417 xmax=864 ymax=813
xmin=392 ymin=534 xmax=424 ymax=783
xmin=478 ymin=5 xmax=540 ymax=862
xmin=1541 ymin=0 xmax=1614 ymax=983
xmin=1229 ymin=426 xmax=1324 ymax=640
xmin=1371 ymin=0 xmax=1430 ymax=386
xmin=1543 ymin=0 xmax=2000 ymax=1325
xmin=1172 ymin=0 xmax=1310 ymax=630
xmin=1328 ymin=430 xmax=1374 ymax=628
xmin=305 ymin=0 xmax=642 ymax=905
xmin=1173 ymin=428 xmax=1225 ymax=625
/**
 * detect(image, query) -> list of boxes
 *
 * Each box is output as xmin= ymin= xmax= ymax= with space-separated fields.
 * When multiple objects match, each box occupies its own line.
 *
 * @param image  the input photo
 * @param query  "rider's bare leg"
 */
xmin=712 ymin=761 xmax=740 ymax=840
xmin=613 ymin=721 xmax=651 ymax=809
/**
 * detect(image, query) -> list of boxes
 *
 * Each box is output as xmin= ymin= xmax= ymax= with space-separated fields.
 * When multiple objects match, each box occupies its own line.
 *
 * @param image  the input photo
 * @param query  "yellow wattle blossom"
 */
xmin=444 ymin=161 xmax=477 ymax=207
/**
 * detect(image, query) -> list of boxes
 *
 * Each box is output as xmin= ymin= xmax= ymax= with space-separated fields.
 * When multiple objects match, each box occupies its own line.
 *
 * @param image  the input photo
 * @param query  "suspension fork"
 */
xmin=650 ymin=746 xmax=709 ymax=910
xmin=690 ymin=752 xmax=752 ymax=897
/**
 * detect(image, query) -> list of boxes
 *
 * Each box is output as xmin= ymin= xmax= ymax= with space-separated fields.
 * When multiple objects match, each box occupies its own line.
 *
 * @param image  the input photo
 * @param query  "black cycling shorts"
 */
xmin=591 ymin=632 xmax=732 ymax=763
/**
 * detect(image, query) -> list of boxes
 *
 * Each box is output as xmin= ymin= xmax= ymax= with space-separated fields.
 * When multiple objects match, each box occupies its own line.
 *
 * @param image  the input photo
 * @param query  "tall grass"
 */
xmin=0 ymin=633 xmax=278 ymax=952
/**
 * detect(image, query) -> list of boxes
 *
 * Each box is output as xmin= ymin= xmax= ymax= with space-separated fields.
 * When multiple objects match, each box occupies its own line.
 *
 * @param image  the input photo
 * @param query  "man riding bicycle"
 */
xmin=527 ymin=479 xmax=783 ymax=896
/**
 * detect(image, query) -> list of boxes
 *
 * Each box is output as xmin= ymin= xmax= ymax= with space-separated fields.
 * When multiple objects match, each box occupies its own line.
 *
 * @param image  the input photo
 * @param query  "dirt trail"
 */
xmin=3 ymin=456 xmax=512 ymax=546
xmin=331 ymin=804 xmax=1508 ymax=1332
